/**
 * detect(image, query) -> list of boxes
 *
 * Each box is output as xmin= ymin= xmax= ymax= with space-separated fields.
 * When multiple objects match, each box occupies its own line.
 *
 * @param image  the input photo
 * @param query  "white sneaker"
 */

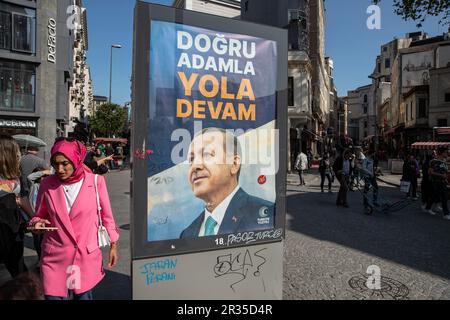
xmin=443 ymin=215 xmax=450 ymax=220
xmin=428 ymin=210 xmax=437 ymax=215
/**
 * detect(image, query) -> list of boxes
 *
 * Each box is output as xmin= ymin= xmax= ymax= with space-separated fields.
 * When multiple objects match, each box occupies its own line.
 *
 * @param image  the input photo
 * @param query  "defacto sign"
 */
xmin=131 ymin=3 xmax=287 ymax=300
xmin=48 ymin=18 xmax=56 ymax=63
xmin=0 ymin=119 xmax=37 ymax=128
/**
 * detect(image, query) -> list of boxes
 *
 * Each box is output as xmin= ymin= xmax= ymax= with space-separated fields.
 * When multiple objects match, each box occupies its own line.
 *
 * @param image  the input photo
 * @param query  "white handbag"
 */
xmin=94 ymin=174 xmax=111 ymax=248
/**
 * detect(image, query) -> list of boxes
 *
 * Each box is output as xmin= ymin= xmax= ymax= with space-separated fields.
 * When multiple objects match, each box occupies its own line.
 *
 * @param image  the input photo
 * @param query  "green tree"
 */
xmin=373 ymin=0 xmax=449 ymax=27
xmin=88 ymin=103 xmax=128 ymax=138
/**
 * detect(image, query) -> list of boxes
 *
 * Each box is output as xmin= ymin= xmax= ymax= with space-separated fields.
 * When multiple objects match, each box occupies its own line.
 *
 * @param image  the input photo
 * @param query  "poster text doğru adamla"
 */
xmin=175 ymin=31 xmax=257 ymax=122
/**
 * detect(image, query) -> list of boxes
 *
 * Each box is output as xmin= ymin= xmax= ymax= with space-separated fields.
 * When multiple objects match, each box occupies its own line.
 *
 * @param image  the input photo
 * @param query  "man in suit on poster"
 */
xmin=180 ymin=128 xmax=274 ymax=238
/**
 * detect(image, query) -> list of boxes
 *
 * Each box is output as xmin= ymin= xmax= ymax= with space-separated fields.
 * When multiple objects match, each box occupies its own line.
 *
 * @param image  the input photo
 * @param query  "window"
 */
xmin=364 ymin=121 xmax=368 ymax=128
xmin=445 ymin=92 xmax=450 ymax=102
xmin=12 ymin=13 xmax=34 ymax=52
xmin=363 ymin=105 xmax=368 ymax=114
xmin=410 ymin=102 xmax=413 ymax=120
xmin=385 ymin=58 xmax=390 ymax=69
xmin=363 ymin=94 xmax=368 ymax=103
xmin=385 ymin=76 xmax=391 ymax=82
xmin=0 ymin=11 xmax=11 ymax=50
xmin=0 ymin=3 xmax=35 ymax=54
xmin=288 ymin=77 xmax=294 ymax=106
xmin=418 ymin=98 xmax=427 ymax=118
xmin=437 ymin=119 xmax=448 ymax=127
xmin=0 ymin=61 xmax=35 ymax=112
xmin=377 ymin=62 xmax=381 ymax=73
xmin=383 ymin=47 xmax=387 ymax=52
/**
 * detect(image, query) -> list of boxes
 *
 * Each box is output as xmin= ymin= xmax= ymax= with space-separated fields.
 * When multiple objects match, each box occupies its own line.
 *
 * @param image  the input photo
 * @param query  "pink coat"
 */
xmin=31 ymin=172 xmax=120 ymax=297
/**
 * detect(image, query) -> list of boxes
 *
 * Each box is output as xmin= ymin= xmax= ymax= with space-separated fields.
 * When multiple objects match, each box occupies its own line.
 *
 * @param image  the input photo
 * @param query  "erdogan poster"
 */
xmin=132 ymin=3 xmax=287 ymax=259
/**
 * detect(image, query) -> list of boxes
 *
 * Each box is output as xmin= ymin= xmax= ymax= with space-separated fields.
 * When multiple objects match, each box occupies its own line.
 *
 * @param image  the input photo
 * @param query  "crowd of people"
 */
xmin=0 ymin=135 xmax=121 ymax=300
xmin=294 ymin=143 xmax=449 ymax=219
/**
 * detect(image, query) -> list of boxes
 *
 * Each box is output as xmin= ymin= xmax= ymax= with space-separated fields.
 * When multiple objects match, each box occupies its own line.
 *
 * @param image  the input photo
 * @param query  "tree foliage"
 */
xmin=373 ymin=0 xmax=450 ymax=27
xmin=88 ymin=103 xmax=128 ymax=138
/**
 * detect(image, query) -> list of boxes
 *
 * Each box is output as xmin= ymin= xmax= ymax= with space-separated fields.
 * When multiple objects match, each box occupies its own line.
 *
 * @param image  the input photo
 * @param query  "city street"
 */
xmin=1 ymin=169 xmax=449 ymax=300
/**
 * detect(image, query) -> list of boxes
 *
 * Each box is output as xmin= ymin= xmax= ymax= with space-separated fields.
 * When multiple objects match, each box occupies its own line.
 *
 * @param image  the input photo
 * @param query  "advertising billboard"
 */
xmin=132 ymin=3 xmax=287 ymax=259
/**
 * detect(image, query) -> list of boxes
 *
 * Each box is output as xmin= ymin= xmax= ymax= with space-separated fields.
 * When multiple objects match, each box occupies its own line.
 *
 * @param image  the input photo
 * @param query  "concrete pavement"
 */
xmin=2 ymin=169 xmax=449 ymax=300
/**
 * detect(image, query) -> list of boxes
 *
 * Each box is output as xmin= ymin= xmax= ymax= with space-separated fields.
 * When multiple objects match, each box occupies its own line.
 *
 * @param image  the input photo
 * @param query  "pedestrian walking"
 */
xmin=27 ymin=167 xmax=52 ymax=260
xmin=333 ymin=149 xmax=353 ymax=208
xmin=295 ymin=151 xmax=308 ymax=186
xmin=319 ymin=153 xmax=333 ymax=193
xmin=0 ymin=135 xmax=34 ymax=278
xmin=421 ymin=154 xmax=434 ymax=211
xmin=425 ymin=147 xmax=449 ymax=219
xmin=361 ymin=150 xmax=379 ymax=213
xmin=307 ymin=148 xmax=313 ymax=169
xmin=20 ymin=146 xmax=49 ymax=189
xmin=28 ymin=138 xmax=120 ymax=300
xmin=402 ymin=154 xmax=419 ymax=199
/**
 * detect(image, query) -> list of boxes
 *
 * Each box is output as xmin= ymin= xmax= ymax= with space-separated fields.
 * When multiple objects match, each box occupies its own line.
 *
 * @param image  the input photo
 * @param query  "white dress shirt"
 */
xmin=62 ymin=178 xmax=84 ymax=214
xmin=198 ymin=185 xmax=240 ymax=237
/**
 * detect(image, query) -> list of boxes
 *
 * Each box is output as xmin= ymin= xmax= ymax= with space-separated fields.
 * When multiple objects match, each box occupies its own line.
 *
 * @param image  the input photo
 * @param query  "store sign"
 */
xmin=0 ymin=119 xmax=37 ymax=128
xmin=48 ymin=18 xmax=57 ymax=63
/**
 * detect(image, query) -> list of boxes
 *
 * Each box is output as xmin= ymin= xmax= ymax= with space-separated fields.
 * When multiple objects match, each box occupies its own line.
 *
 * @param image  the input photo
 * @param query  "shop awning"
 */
xmin=94 ymin=138 xmax=128 ymax=144
xmin=411 ymin=142 xmax=450 ymax=150
xmin=436 ymin=128 xmax=450 ymax=135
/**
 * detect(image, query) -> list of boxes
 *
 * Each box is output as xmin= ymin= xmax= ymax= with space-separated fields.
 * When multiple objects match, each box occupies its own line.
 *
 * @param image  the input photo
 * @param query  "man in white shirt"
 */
xmin=180 ymin=128 xmax=275 ymax=238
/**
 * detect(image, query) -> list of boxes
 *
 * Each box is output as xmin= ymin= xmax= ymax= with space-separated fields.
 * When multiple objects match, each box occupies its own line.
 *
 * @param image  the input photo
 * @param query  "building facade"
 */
xmin=67 ymin=0 xmax=92 ymax=142
xmin=241 ymin=0 xmax=330 ymax=170
xmin=92 ymin=95 xmax=107 ymax=113
xmin=347 ymin=84 xmax=376 ymax=144
xmin=0 ymin=0 xmax=74 ymax=160
xmin=173 ymin=0 xmax=241 ymax=18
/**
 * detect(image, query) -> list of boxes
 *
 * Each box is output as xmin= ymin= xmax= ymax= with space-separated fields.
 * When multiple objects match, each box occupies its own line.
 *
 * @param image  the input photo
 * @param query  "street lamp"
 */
xmin=109 ymin=44 xmax=122 ymax=103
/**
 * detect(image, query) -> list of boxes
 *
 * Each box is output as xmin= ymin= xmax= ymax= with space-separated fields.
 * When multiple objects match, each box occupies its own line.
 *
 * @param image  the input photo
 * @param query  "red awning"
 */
xmin=411 ymin=142 xmax=450 ymax=150
xmin=436 ymin=128 xmax=450 ymax=135
xmin=94 ymin=138 xmax=128 ymax=144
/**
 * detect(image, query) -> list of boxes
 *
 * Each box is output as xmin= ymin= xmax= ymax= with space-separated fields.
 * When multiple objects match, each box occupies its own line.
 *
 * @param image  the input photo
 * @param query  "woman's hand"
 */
xmin=29 ymin=219 xmax=53 ymax=235
xmin=108 ymin=243 xmax=118 ymax=268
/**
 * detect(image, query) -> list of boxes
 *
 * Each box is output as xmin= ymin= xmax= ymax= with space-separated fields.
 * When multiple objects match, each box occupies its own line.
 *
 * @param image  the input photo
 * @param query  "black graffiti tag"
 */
xmin=213 ymin=248 xmax=267 ymax=292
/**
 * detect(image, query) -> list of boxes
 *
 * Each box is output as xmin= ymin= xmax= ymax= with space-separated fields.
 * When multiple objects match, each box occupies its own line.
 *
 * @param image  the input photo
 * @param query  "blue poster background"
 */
xmin=148 ymin=21 xmax=278 ymax=241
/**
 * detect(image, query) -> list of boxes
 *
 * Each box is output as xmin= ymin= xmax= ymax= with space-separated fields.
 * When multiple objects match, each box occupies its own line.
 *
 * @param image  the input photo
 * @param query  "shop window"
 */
xmin=0 ymin=61 xmax=35 ymax=112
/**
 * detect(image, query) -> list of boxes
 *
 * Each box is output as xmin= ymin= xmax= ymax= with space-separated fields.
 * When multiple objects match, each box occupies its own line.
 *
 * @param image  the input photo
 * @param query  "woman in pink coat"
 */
xmin=29 ymin=138 xmax=120 ymax=300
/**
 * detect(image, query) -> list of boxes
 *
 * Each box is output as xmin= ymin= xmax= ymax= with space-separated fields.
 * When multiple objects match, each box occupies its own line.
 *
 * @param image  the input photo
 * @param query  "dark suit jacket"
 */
xmin=180 ymin=188 xmax=275 ymax=238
